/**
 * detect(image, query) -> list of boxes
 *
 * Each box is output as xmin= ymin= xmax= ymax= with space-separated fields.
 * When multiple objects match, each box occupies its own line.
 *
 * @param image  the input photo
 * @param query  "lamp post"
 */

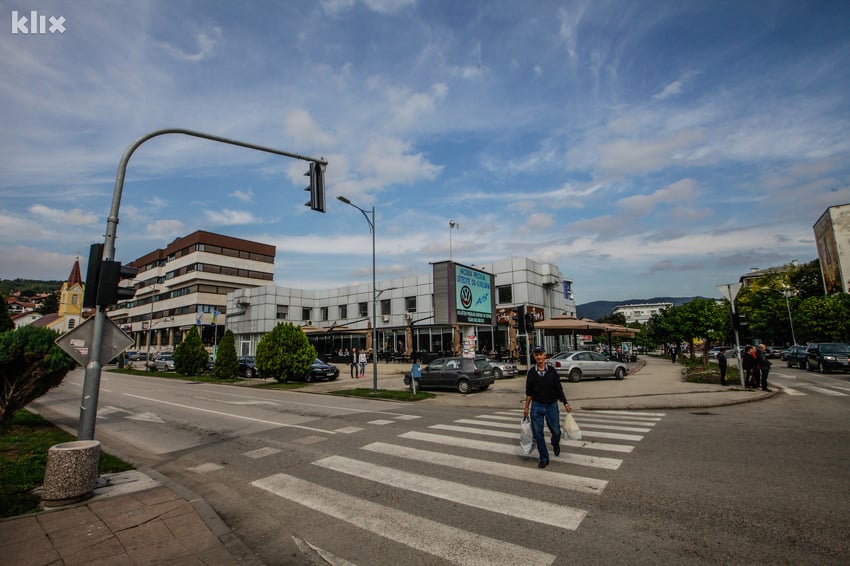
xmin=337 ymin=195 xmax=379 ymax=393
xmin=449 ymin=219 xmax=458 ymax=260
xmin=782 ymin=285 xmax=797 ymax=345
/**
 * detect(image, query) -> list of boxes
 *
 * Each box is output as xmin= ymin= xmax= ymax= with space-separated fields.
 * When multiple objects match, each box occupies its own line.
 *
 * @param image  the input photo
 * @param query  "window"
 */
xmin=339 ymin=304 xmax=347 ymax=319
xmin=405 ymin=296 xmax=416 ymax=313
xmin=302 ymin=307 xmax=311 ymax=321
xmin=320 ymin=307 xmax=328 ymax=321
xmin=359 ymin=302 xmax=368 ymax=317
xmin=71 ymin=295 xmax=78 ymax=305
xmin=276 ymin=305 xmax=288 ymax=320
xmin=381 ymin=299 xmax=391 ymax=316
xmin=497 ymin=285 xmax=512 ymax=304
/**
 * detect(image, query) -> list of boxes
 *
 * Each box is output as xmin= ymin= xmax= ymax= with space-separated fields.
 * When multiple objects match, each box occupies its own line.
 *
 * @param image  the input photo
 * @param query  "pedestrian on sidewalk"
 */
xmin=717 ymin=347 xmax=728 ymax=386
xmin=670 ymin=344 xmax=678 ymax=364
xmin=523 ymin=346 xmax=571 ymax=469
xmin=742 ymin=345 xmax=756 ymax=388
xmin=358 ymin=349 xmax=368 ymax=378
xmin=756 ymin=344 xmax=772 ymax=392
xmin=350 ymin=348 xmax=358 ymax=378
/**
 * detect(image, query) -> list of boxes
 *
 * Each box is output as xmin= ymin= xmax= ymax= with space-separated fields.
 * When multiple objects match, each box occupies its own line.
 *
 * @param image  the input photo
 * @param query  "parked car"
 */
xmin=805 ymin=342 xmax=850 ymax=374
xmin=546 ymin=351 xmax=628 ymax=382
xmin=152 ymin=352 xmax=175 ymax=372
xmin=708 ymin=346 xmax=735 ymax=359
xmin=783 ymin=345 xmax=808 ymax=368
xmin=302 ymin=358 xmax=340 ymax=382
xmin=238 ymin=356 xmax=259 ymax=378
xmin=404 ymin=357 xmax=495 ymax=393
xmin=475 ymin=356 xmax=517 ymax=379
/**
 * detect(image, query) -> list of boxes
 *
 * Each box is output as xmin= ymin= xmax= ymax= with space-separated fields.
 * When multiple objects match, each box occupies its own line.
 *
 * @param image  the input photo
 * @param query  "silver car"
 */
xmin=476 ymin=357 xmax=517 ymax=379
xmin=152 ymin=352 xmax=175 ymax=372
xmin=547 ymin=351 xmax=628 ymax=382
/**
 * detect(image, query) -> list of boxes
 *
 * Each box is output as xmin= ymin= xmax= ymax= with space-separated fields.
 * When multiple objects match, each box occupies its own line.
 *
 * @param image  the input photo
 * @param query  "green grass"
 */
xmin=108 ymin=367 xmax=241 ymax=383
xmin=0 ymin=410 xmax=134 ymax=518
xmin=327 ymin=388 xmax=436 ymax=401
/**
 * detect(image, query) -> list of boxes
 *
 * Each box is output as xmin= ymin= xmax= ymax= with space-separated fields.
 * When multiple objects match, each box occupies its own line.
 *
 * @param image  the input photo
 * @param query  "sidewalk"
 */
xmin=2 ymin=355 xmax=773 ymax=565
xmin=0 ymin=469 xmax=262 ymax=566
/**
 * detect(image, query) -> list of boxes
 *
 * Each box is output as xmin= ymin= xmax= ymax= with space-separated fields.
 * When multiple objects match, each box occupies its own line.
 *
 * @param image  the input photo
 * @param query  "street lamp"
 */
xmin=337 ymin=195 xmax=379 ymax=393
xmin=782 ymin=285 xmax=797 ymax=345
xmin=449 ymin=219 xmax=459 ymax=260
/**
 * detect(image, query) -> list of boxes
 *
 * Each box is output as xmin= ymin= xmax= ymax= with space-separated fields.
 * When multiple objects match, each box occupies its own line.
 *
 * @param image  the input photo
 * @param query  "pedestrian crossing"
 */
xmin=770 ymin=375 xmax=850 ymax=397
xmin=242 ymin=408 xmax=665 ymax=565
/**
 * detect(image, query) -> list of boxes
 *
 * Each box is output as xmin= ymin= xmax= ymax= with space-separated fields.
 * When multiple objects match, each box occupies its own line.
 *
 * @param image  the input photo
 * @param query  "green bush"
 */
xmin=213 ymin=330 xmax=239 ymax=379
xmin=173 ymin=328 xmax=209 ymax=376
xmin=255 ymin=323 xmax=316 ymax=382
xmin=0 ymin=326 xmax=77 ymax=429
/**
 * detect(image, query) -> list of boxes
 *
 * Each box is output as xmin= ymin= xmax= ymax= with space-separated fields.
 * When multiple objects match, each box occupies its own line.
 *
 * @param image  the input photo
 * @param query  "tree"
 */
xmin=173 ymin=328 xmax=209 ymax=376
xmin=213 ymin=330 xmax=239 ymax=379
xmin=0 ymin=295 xmax=13 ymax=333
xmin=788 ymin=259 xmax=824 ymax=300
xmin=256 ymin=323 xmax=316 ymax=382
xmin=0 ymin=325 xmax=77 ymax=429
xmin=795 ymin=294 xmax=850 ymax=342
xmin=37 ymin=291 xmax=59 ymax=315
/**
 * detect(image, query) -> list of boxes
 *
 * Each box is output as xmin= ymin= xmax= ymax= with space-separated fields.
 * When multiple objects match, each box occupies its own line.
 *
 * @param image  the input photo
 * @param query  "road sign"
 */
xmin=56 ymin=316 xmax=134 ymax=366
xmin=716 ymin=282 xmax=743 ymax=306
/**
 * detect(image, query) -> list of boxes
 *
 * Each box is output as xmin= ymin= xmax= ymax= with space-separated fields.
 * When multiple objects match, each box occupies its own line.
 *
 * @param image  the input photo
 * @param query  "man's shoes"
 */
xmin=538 ymin=460 xmax=548 ymax=469
xmin=553 ymin=444 xmax=560 ymax=457
xmin=762 ymin=388 xmax=772 ymax=392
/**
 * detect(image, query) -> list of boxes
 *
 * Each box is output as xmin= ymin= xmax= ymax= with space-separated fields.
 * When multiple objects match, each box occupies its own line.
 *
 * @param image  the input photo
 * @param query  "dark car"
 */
xmin=404 ymin=356 xmax=495 ymax=393
xmin=302 ymin=359 xmax=340 ymax=382
xmin=238 ymin=356 xmax=259 ymax=378
xmin=805 ymin=342 xmax=850 ymax=374
xmin=783 ymin=345 xmax=807 ymax=368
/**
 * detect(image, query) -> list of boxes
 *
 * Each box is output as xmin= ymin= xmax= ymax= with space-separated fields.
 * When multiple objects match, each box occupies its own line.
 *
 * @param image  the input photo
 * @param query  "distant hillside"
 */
xmin=576 ymin=297 xmax=701 ymax=322
xmin=0 ymin=278 xmax=62 ymax=297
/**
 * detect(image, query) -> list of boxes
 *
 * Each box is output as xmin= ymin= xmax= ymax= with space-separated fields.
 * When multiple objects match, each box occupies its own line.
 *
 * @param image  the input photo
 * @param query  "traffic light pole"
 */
xmin=78 ymin=129 xmax=328 ymax=440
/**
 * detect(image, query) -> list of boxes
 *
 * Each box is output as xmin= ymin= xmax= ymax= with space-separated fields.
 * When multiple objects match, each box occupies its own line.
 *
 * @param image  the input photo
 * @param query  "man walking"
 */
xmin=350 ymin=348 xmax=358 ymax=378
xmin=718 ymin=347 xmax=728 ymax=386
xmin=523 ymin=346 xmax=571 ymax=469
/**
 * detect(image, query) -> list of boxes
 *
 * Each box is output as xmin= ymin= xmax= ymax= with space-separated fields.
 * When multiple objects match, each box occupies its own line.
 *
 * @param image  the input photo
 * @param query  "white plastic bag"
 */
xmin=563 ymin=412 xmax=581 ymax=440
xmin=520 ymin=416 xmax=534 ymax=455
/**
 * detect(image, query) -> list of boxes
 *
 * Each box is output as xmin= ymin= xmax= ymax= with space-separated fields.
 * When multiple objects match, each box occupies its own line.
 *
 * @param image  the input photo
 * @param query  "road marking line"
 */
xmin=313 ymin=455 xmax=588 ymax=530
xmin=773 ymin=384 xmax=806 ymax=396
xmin=574 ymin=410 xmax=667 ymax=418
xmin=123 ymin=393 xmax=337 ymax=434
xmin=796 ymin=384 xmax=848 ymax=396
xmin=251 ymin=473 xmax=557 ymax=566
xmin=405 ymin=430 xmax=623 ymax=469
xmin=426 ymin=424 xmax=635 ymax=452
xmin=362 ymin=442 xmax=608 ymax=495
xmin=573 ymin=423 xmax=651 ymax=433
xmin=242 ymin=447 xmax=281 ymax=459
xmin=578 ymin=430 xmax=644 ymax=442
xmin=572 ymin=417 xmax=657 ymax=427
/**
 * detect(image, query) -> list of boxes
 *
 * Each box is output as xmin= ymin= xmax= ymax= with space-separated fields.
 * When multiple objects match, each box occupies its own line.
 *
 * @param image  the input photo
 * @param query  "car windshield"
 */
xmin=821 ymin=344 xmax=850 ymax=354
xmin=472 ymin=359 xmax=490 ymax=371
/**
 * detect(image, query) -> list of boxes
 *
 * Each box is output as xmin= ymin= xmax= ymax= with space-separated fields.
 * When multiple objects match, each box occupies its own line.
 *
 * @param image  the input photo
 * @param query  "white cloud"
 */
xmin=158 ymin=27 xmax=223 ymax=62
xmin=653 ymin=80 xmax=683 ymax=101
xmin=230 ymin=188 xmax=254 ymax=203
xmin=617 ymin=179 xmax=699 ymax=215
xmin=283 ymin=110 xmax=336 ymax=147
xmin=29 ymin=205 xmax=99 ymax=225
xmin=204 ymin=209 xmax=260 ymax=225
xmin=145 ymin=220 xmax=184 ymax=239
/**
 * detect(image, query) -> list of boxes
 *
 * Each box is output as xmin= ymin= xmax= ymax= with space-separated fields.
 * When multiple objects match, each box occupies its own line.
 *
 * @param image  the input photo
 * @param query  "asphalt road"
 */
xmin=30 ymin=366 xmax=850 ymax=565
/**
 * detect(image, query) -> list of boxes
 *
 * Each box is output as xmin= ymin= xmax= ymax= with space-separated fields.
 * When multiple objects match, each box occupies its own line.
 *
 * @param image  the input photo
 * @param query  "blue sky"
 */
xmin=1 ymin=0 xmax=849 ymax=303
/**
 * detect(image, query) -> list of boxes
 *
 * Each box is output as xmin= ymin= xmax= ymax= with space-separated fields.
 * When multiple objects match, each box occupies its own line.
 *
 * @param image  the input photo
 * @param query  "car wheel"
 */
xmin=245 ymin=368 xmax=255 ymax=378
xmin=569 ymin=369 xmax=582 ymax=382
xmin=614 ymin=367 xmax=625 ymax=380
xmin=457 ymin=378 xmax=471 ymax=394
xmin=329 ymin=375 xmax=338 ymax=381
xmin=786 ymin=360 xmax=793 ymax=368
xmin=820 ymin=362 xmax=828 ymax=374
xmin=493 ymin=368 xmax=503 ymax=379
xmin=305 ymin=373 xmax=313 ymax=383
xmin=403 ymin=375 xmax=411 ymax=386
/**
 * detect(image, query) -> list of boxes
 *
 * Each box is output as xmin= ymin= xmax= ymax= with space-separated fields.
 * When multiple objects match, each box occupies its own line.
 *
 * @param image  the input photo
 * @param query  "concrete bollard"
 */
xmin=41 ymin=440 xmax=101 ymax=507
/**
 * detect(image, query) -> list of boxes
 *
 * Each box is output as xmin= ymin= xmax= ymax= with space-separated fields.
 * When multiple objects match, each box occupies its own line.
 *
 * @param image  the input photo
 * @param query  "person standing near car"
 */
xmin=717 ymin=347 xmax=728 ymax=386
xmin=350 ymin=348 xmax=358 ymax=378
xmin=523 ymin=346 xmax=571 ymax=469
xmin=742 ymin=345 xmax=756 ymax=388
xmin=756 ymin=343 xmax=772 ymax=392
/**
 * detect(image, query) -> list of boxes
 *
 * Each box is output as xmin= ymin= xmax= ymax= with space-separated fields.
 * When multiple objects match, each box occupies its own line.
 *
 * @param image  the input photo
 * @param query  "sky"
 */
xmin=1 ymin=0 xmax=849 ymax=304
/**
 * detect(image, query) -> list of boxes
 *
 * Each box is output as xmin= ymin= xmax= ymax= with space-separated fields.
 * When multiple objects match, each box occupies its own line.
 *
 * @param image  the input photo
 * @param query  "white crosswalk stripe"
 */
xmin=774 ymin=384 xmax=806 ymax=395
xmin=249 ymin=408 xmax=665 ymax=564
xmin=251 ymin=473 xmax=557 ymax=566
xmin=796 ymin=384 xmax=848 ymax=396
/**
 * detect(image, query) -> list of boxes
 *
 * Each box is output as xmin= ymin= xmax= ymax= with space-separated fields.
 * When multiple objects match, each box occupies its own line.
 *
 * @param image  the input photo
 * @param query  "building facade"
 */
xmin=227 ymin=257 xmax=577 ymax=359
xmin=612 ymin=302 xmax=672 ymax=324
xmin=109 ymin=231 xmax=276 ymax=355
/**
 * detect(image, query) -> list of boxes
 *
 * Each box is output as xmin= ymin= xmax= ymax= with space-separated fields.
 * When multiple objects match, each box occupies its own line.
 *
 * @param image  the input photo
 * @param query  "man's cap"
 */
xmin=533 ymin=346 xmax=545 ymax=353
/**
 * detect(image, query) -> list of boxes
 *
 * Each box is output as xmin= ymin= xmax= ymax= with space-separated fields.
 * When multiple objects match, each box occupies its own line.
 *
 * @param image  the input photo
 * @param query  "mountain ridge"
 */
xmin=576 ymin=297 xmax=701 ymax=321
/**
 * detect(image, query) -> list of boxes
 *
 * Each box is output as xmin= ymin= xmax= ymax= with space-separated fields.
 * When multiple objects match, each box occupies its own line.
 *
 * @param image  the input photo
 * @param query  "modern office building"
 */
xmin=226 ymin=257 xmax=577 ymax=360
xmin=109 ymin=230 xmax=276 ymax=355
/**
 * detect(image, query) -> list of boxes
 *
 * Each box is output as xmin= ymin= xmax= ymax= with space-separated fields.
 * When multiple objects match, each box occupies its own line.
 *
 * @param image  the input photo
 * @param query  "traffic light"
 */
xmin=96 ymin=260 xmax=139 ymax=307
xmin=732 ymin=311 xmax=749 ymax=332
xmin=83 ymin=243 xmax=104 ymax=309
xmin=304 ymin=161 xmax=326 ymax=213
xmin=511 ymin=306 xmax=525 ymax=331
xmin=524 ymin=312 xmax=535 ymax=333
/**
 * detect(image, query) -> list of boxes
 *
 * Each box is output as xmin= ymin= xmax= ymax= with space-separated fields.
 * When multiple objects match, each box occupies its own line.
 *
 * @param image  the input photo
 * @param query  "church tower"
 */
xmin=57 ymin=258 xmax=84 ymax=331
